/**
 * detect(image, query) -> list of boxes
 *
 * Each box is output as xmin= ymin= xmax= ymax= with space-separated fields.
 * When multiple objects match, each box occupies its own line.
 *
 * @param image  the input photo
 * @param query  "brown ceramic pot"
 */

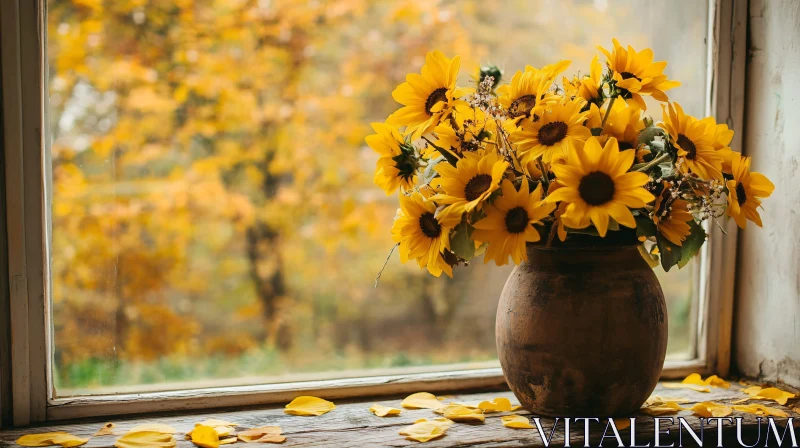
xmin=496 ymin=237 xmax=667 ymax=417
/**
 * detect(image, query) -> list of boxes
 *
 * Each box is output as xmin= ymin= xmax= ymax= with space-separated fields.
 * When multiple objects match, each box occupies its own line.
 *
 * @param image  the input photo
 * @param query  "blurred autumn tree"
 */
xmin=48 ymin=0 xmax=705 ymax=391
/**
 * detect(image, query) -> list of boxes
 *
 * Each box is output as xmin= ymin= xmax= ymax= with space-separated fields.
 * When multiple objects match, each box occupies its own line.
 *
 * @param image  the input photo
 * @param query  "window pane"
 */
xmin=48 ymin=0 xmax=707 ymax=395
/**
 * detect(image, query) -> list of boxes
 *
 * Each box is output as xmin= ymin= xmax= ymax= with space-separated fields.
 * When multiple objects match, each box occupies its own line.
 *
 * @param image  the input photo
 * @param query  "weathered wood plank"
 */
xmin=0 ymin=384 xmax=797 ymax=447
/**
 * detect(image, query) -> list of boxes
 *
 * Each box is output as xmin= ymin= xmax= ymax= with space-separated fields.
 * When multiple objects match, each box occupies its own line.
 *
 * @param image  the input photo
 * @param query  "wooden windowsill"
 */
xmin=0 ymin=382 xmax=797 ymax=447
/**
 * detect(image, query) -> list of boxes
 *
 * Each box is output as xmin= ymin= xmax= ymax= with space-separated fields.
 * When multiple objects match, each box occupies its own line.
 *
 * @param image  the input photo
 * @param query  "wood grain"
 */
xmin=0 ymin=383 xmax=796 ymax=447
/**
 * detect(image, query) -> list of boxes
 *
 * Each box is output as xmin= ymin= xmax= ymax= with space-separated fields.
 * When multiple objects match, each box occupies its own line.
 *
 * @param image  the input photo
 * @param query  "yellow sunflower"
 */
xmin=659 ymin=102 xmax=727 ymax=180
xmin=653 ymin=182 xmax=694 ymax=245
xmin=547 ymin=136 xmax=655 ymax=237
xmin=472 ymin=180 xmax=555 ymax=266
xmin=509 ymin=98 xmax=591 ymax=164
xmin=586 ymin=100 xmax=645 ymax=150
xmin=387 ymin=50 xmax=470 ymax=139
xmin=497 ymin=60 xmax=570 ymax=127
xmin=429 ymin=108 xmax=496 ymax=158
xmin=391 ymin=191 xmax=463 ymax=277
xmin=563 ymin=55 xmax=602 ymax=103
xmin=726 ymin=152 xmax=774 ymax=229
xmin=365 ymin=122 xmax=418 ymax=195
xmin=597 ymin=38 xmax=680 ymax=110
xmin=430 ymin=150 xmax=509 ymax=214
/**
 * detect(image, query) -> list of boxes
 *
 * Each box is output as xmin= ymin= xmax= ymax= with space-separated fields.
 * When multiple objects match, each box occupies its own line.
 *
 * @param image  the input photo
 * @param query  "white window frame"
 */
xmin=0 ymin=0 xmax=746 ymax=426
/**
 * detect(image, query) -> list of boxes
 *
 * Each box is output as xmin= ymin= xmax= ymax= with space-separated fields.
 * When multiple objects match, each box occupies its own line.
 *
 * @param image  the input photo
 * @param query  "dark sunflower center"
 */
xmin=419 ymin=212 xmax=442 ymax=238
xmin=508 ymin=94 xmax=538 ymax=118
xmin=619 ymin=141 xmax=635 ymax=151
xmin=736 ymin=182 xmax=747 ymax=206
xmin=578 ymin=171 xmax=616 ymax=206
xmin=620 ymin=71 xmax=641 ymax=81
xmin=504 ymin=207 xmax=529 ymax=234
xmin=537 ymin=121 xmax=569 ymax=146
xmin=677 ymin=134 xmax=697 ymax=160
xmin=425 ymin=87 xmax=449 ymax=116
xmin=464 ymin=174 xmax=493 ymax=201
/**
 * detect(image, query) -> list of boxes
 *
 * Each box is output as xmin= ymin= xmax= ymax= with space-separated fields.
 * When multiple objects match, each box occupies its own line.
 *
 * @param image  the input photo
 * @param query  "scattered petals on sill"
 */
xmin=433 ymin=404 xmax=485 ymax=422
xmin=401 ymin=392 xmax=446 ymax=410
xmin=613 ymin=418 xmax=632 ymax=430
xmin=501 ymin=415 xmax=533 ymax=429
xmin=399 ymin=418 xmax=453 ymax=443
xmin=742 ymin=385 xmax=763 ymax=395
xmin=691 ymin=402 xmax=733 ymax=418
xmin=114 ymin=430 xmax=177 ymax=448
xmin=220 ymin=437 xmax=238 ymax=445
xmin=661 ymin=382 xmax=710 ymax=393
xmin=792 ymin=407 xmax=800 ymax=415
xmin=94 ymin=423 xmax=117 ymax=436
xmin=127 ymin=423 xmax=178 ymax=434
xmin=369 ymin=404 xmax=401 ymax=417
xmin=640 ymin=401 xmax=685 ymax=416
xmin=732 ymin=404 xmax=789 ymax=418
xmin=284 ymin=396 xmax=336 ymax=416
xmin=196 ymin=419 xmax=239 ymax=428
xmin=16 ymin=432 xmax=89 ymax=447
xmin=237 ymin=426 xmax=285 ymax=443
xmin=478 ymin=397 xmax=514 ymax=413
xmin=731 ymin=397 xmax=751 ymax=404
xmin=189 ymin=425 xmax=219 ymax=448
xmin=646 ymin=396 xmax=691 ymax=405
xmin=703 ymin=375 xmax=730 ymax=389
xmin=746 ymin=386 xmax=796 ymax=405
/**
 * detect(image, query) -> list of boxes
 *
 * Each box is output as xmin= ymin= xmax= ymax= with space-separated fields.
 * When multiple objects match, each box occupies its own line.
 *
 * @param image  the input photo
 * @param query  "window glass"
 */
xmin=48 ymin=0 xmax=707 ymax=396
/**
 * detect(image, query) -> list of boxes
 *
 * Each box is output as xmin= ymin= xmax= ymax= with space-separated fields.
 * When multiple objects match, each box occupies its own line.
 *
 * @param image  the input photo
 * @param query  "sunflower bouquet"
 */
xmin=367 ymin=40 xmax=774 ymax=278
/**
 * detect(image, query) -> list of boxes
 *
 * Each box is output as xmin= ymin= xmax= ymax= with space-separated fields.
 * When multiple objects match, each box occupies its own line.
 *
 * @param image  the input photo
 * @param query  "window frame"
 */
xmin=0 ymin=0 xmax=746 ymax=426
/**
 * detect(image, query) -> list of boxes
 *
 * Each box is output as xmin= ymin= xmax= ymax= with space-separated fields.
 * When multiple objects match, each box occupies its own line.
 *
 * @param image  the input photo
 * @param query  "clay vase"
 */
xmin=496 ymin=237 xmax=667 ymax=417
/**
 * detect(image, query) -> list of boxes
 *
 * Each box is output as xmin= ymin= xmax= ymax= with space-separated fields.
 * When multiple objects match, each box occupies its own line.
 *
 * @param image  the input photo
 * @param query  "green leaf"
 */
xmin=637 ymin=123 xmax=665 ymax=145
xmin=677 ymin=221 xmax=707 ymax=268
xmin=450 ymin=221 xmax=476 ymax=261
xmin=638 ymin=244 xmax=660 ymax=268
xmin=635 ymin=214 xmax=657 ymax=238
xmin=422 ymin=156 xmax=444 ymax=184
xmin=656 ymin=233 xmax=682 ymax=272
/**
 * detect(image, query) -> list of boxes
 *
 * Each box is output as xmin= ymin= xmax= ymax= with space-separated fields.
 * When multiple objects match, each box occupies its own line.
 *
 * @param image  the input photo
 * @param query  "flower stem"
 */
xmin=600 ymin=96 xmax=616 ymax=128
xmin=635 ymin=152 xmax=672 ymax=172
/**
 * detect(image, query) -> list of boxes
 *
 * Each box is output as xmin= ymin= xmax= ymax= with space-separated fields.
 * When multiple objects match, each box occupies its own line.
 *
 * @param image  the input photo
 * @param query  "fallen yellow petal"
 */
xmin=219 ymin=437 xmax=238 ymax=445
xmin=733 ymin=404 xmax=789 ymax=418
xmin=434 ymin=404 xmax=485 ymax=423
xmin=750 ymin=387 xmax=796 ymax=405
xmin=681 ymin=373 xmax=706 ymax=386
xmin=190 ymin=425 xmax=219 ymax=448
xmin=646 ymin=396 xmax=692 ymax=405
xmin=237 ymin=426 xmax=283 ymax=443
xmin=196 ymin=419 xmax=239 ymax=428
xmin=691 ymin=402 xmax=733 ymax=418
xmin=115 ymin=431 xmax=177 ymax=448
xmin=703 ymin=375 xmax=731 ymax=389
xmin=742 ymin=385 xmax=763 ymax=395
xmin=614 ymin=418 xmax=632 ymax=430
xmin=510 ymin=405 xmax=523 ymax=411
xmin=792 ymin=407 xmax=800 ymax=414
xmin=127 ymin=423 xmax=178 ymax=434
xmin=369 ymin=403 xmax=401 ymax=417
xmin=501 ymin=415 xmax=534 ymax=429
xmin=284 ymin=396 xmax=335 ymax=416
xmin=401 ymin=392 xmax=446 ymax=410
xmin=477 ymin=397 xmax=513 ymax=413
xmin=16 ymin=433 xmax=89 ymax=447
xmin=94 ymin=423 xmax=116 ymax=436
xmin=641 ymin=401 xmax=685 ymax=416
xmin=662 ymin=382 xmax=710 ymax=393
xmin=731 ymin=397 xmax=751 ymax=404
xmin=399 ymin=419 xmax=452 ymax=443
